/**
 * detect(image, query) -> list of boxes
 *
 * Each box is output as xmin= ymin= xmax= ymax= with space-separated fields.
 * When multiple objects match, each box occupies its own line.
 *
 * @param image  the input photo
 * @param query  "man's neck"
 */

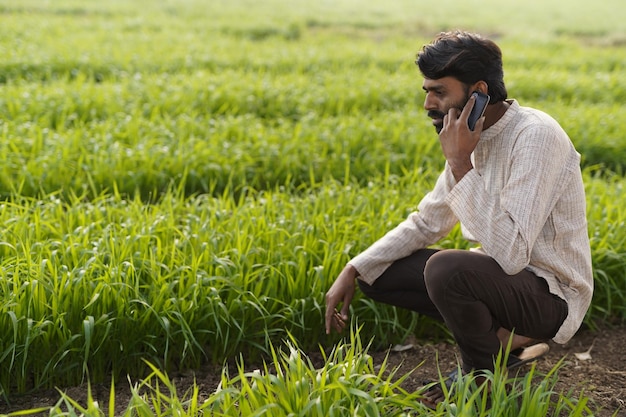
xmin=483 ymin=100 xmax=510 ymax=130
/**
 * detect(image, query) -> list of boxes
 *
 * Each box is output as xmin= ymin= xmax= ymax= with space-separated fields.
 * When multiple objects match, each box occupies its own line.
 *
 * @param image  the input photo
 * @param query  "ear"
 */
xmin=471 ymin=81 xmax=489 ymax=95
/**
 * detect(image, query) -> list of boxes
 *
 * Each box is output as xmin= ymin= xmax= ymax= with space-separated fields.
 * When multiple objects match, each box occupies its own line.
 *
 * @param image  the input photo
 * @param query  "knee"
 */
xmin=423 ymin=250 xmax=466 ymax=300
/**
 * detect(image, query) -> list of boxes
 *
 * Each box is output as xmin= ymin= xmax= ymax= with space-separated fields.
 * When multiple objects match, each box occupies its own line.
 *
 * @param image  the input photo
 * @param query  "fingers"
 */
xmin=324 ymin=265 xmax=356 ymax=334
xmin=324 ymin=301 xmax=335 ymax=334
xmin=333 ymin=309 xmax=347 ymax=332
xmin=325 ymin=291 xmax=349 ymax=334
xmin=325 ymin=304 xmax=348 ymax=334
xmin=473 ymin=114 xmax=485 ymax=132
xmin=443 ymin=106 xmax=456 ymax=124
xmin=341 ymin=291 xmax=354 ymax=317
xmin=442 ymin=106 xmax=461 ymax=130
xmin=460 ymin=93 xmax=476 ymax=119
xmin=443 ymin=95 xmax=475 ymax=128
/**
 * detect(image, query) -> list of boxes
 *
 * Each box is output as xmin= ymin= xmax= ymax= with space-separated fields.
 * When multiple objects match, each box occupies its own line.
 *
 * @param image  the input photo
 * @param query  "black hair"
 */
xmin=416 ymin=31 xmax=507 ymax=103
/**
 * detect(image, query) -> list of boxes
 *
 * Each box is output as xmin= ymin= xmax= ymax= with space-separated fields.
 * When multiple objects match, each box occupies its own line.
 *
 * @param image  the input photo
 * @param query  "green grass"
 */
xmin=1 ymin=0 xmax=626 ymax=414
xmin=1 ymin=39 xmax=625 ymax=197
xmin=44 ymin=328 xmax=595 ymax=416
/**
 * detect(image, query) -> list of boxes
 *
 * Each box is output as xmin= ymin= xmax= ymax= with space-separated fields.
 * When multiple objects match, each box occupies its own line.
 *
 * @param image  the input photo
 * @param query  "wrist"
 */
xmin=449 ymin=160 xmax=473 ymax=182
xmin=343 ymin=264 xmax=358 ymax=280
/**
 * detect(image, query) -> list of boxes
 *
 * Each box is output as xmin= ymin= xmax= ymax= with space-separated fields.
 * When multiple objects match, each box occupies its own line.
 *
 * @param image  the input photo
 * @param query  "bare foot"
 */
xmin=421 ymin=386 xmax=445 ymax=410
xmin=496 ymin=328 xmax=535 ymax=351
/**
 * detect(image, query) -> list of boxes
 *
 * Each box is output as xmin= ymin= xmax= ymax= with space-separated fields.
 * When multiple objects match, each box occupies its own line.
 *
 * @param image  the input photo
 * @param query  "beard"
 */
xmin=428 ymin=88 xmax=472 ymax=133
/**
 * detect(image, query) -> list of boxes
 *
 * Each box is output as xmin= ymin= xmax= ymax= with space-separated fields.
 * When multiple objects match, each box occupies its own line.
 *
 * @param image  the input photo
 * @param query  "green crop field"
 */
xmin=1 ymin=0 xmax=625 ymax=415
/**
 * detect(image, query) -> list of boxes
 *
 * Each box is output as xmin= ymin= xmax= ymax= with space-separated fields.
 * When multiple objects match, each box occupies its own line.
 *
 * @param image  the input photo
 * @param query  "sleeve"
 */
xmin=445 ymin=125 xmax=572 ymax=275
xmin=349 ymin=167 xmax=460 ymax=285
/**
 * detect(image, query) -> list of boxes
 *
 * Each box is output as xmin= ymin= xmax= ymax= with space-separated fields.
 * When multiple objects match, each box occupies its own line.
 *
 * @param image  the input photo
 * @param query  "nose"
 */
xmin=423 ymin=92 xmax=436 ymax=111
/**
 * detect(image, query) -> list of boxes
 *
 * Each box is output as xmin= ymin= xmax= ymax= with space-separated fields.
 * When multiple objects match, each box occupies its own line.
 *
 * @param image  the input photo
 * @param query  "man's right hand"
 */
xmin=324 ymin=264 xmax=357 ymax=334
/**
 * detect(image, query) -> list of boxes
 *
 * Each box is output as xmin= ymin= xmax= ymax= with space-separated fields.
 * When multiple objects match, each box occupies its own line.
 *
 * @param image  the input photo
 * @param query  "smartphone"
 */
xmin=468 ymin=91 xmax=490 ymax=131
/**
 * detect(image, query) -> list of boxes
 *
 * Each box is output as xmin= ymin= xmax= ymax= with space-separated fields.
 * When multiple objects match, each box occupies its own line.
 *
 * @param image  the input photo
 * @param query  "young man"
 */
xmin=324 ymin=31 xmax=593 ymax=404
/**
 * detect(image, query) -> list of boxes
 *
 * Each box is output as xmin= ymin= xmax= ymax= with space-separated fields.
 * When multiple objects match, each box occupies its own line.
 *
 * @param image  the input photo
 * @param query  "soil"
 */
xmin=1 ymin=324 xmax=624 ymax=416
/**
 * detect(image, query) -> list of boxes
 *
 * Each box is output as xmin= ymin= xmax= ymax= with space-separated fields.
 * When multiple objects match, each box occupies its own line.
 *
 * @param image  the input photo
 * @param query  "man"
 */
xmin=324 ymin=31 xmax=593 ymax=405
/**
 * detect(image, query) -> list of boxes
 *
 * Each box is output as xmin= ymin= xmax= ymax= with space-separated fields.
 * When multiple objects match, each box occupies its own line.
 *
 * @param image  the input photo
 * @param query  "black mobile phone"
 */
xmin=468 ymin=91 xmax=490 ymax=131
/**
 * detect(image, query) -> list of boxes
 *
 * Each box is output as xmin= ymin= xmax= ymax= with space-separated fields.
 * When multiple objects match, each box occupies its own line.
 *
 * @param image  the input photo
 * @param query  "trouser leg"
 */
xmin=357 ymin=248 xmax=443 ymax=320
xmin=423 ymin=249 xmax=568 ymax=372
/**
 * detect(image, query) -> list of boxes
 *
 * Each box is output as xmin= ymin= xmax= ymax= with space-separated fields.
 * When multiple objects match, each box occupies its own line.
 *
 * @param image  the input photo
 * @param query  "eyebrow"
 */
xmin=422 ymin=84 xmax=446 ymax=93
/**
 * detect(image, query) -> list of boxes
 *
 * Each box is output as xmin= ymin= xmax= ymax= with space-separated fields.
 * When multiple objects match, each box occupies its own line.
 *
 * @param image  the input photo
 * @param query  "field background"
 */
xmin=1 ymin=0 xmax=626 ymax=414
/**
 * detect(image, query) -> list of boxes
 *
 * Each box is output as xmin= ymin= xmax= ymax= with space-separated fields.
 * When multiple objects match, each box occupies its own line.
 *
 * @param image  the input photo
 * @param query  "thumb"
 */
xmin=339 ymin=297 xmax=353 ymax=320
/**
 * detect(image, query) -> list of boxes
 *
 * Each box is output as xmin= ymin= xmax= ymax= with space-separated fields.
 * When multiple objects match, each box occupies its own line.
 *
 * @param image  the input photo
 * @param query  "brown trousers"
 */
xmin=357 ymin=249 xmax=568 ymax=372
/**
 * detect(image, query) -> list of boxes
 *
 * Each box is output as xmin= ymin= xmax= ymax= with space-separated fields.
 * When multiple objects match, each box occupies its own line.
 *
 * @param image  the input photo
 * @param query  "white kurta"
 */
xmin=349 ymin=100 xmax=593 ymax=344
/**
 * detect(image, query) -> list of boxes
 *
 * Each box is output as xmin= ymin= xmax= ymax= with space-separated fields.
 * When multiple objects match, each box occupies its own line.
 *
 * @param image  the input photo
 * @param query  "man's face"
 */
xmin=422 ymin=77 xmax=471 ymax=133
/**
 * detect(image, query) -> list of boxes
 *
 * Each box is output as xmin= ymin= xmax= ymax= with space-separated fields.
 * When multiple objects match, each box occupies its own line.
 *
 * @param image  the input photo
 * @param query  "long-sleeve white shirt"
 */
xmin=349 ymin=100 xmax=593 ymax=344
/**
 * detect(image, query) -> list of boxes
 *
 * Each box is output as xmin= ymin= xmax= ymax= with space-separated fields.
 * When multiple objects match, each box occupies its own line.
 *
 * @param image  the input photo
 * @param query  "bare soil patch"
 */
xmin=2 ymin=324 xmax=624 ymax=416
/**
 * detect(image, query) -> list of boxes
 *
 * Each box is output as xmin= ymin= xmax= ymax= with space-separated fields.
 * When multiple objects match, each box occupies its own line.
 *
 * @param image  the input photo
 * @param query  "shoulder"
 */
xmin=509 ymin=104 xmax=574 ymax=154
xmin=515 ymin=105 xmax=563 ymax=130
